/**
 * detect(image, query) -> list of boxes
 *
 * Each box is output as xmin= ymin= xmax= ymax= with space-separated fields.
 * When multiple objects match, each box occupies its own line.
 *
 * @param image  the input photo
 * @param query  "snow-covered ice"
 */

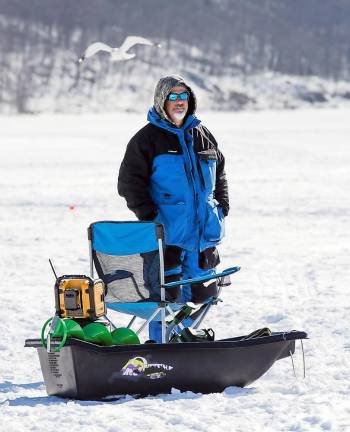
xmin=0 ymin=108 xmax=349 ymax=431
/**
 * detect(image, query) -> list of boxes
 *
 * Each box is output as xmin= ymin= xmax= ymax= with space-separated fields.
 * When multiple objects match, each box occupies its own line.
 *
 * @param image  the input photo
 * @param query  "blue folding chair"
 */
xmin=88 ymin=221 xmax=240 ymax=343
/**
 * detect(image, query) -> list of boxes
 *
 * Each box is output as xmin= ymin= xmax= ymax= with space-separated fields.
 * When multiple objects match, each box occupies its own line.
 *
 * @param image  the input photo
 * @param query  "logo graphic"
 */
xmin=121 ymin=357 xmax=173 ymax=379
xmin=121 ymin=357 xmax=146 ymax=376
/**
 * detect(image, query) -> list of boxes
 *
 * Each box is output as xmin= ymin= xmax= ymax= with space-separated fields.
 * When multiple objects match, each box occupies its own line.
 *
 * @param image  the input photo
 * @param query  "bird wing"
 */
xmin=82 ymin=42 xmax=113 ymax=59
xmin=119 ymin=36 xmax=154 ymax=53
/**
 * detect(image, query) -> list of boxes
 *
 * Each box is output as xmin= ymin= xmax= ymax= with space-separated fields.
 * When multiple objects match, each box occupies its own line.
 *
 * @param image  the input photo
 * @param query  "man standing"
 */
xmin=118 ymin=75 xmax=229 ymax=303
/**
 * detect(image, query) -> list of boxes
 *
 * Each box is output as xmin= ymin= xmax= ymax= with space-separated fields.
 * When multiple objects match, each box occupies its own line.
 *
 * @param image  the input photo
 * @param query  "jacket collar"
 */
xmin=147 ymin=107 xmax=200 ymax=134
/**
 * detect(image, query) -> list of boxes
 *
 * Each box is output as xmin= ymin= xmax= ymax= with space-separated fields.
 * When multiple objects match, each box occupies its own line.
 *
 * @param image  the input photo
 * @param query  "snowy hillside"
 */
xmin=0 ymin=108 xmax=349 ymax=431
xmin=1 ymin=0 xmax=350 ymax=113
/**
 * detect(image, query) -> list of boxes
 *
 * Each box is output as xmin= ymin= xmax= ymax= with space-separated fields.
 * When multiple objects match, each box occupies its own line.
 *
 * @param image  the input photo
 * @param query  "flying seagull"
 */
xmin=78 ymin=36 xmax=161 ymax=63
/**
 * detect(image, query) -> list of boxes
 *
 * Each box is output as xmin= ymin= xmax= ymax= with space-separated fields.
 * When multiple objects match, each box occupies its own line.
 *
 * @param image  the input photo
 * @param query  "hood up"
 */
xmin=153 ymin=75 xmax=197 ymax=124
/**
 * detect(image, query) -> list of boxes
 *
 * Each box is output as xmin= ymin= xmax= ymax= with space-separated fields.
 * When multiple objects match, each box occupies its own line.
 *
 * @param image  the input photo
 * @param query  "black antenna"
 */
xmin=49 ymin=259 xmax=58 ymax=281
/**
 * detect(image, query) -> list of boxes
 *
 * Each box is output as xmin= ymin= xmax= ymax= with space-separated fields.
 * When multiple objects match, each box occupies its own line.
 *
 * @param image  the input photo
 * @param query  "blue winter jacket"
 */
xmin=118 ymin=108 xmax=229 ymax=252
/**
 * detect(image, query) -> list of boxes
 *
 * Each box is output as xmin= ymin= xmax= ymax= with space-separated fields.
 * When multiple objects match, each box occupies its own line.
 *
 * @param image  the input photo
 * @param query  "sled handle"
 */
xmin=41 ymin=317 xmax=68 ymax=353
xmin=161 ymin=266 xmax=241 ymax=288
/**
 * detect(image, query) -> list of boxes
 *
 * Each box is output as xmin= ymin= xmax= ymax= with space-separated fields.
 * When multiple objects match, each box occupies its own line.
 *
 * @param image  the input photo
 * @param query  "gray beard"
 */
xmin=173 ymin=111 xmax=186 ymax=121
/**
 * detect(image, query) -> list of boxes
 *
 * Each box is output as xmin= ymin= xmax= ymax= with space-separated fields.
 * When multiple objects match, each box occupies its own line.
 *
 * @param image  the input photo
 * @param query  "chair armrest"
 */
xmin=161 ymin=266 xmax=241 ymax=288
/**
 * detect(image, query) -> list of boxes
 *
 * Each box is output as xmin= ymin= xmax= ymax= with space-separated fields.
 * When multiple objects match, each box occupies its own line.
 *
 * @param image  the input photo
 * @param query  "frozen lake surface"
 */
xmin=0 ymin=108 xmax=349 ymax=431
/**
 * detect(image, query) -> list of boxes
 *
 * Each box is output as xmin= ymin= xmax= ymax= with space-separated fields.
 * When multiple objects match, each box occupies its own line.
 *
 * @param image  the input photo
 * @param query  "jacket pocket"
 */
xmin=198 ymin=152 xmax=217 ymax=191
xmin=157 ymin=202 xmax=187 ymax=245
xmin=203 ymin=200 xmax=225 ymax=242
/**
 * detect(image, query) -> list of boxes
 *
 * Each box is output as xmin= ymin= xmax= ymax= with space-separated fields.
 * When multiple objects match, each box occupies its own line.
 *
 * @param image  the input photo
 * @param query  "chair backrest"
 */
xmin=88 ymin=221 xmax=165 ymax=303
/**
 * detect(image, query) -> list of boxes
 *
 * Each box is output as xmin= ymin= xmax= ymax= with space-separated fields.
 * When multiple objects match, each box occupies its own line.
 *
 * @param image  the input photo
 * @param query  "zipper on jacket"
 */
xmin=183 ymin=162 xmax=191 ymax=184
xmin=183 ymin=161 xmax=199 ymax=222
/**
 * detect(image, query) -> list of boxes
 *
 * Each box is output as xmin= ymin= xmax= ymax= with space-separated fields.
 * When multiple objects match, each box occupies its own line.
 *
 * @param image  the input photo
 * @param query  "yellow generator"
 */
xmin=54 ymin=275 xmax=106 ymax=320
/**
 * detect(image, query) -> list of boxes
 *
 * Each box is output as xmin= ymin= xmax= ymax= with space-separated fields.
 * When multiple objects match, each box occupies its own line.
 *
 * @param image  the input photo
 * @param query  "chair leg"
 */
xmin=134 ymin=307 xmax=162 ymax=335
xmin=192 ymin=304 xmax=211 ymax=329
xmin=126 ymin=316 xmax=137 ymax=329
xmin=161 ymin=308 xmax=166 ymax=343
xmin=103 ymin=314 xmax=118 ymax=330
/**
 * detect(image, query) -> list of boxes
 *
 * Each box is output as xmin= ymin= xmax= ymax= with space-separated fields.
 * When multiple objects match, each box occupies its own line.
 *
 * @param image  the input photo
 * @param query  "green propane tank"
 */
xmin=111 ymin=327 xmax=140 ymax=345
xmin=83 ymin=322 xmax=113 ymax=346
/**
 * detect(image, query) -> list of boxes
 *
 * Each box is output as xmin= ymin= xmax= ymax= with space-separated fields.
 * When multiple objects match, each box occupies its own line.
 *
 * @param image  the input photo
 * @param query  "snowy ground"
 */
xmin=0 ymin=108 xmax=349 ymax=431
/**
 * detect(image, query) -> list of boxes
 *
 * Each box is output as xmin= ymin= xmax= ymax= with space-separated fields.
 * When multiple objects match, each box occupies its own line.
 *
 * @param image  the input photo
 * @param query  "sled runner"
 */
xmin=25 ymin=221 xmax=307 ymax=399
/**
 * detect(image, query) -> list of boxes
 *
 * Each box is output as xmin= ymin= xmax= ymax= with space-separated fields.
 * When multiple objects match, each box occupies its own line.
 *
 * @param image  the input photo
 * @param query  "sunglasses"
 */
xmin=167 ymin=92 xmax=189 ymax=101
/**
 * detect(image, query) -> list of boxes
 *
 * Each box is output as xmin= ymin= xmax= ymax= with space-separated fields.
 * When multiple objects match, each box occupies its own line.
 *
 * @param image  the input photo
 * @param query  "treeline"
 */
xmin=0 ymin=0 xmax=349 ymax=113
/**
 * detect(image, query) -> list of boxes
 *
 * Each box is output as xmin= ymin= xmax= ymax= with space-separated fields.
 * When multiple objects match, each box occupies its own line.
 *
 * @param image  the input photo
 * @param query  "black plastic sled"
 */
xmin=25 ymin=330 xmax=307 ymax=400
